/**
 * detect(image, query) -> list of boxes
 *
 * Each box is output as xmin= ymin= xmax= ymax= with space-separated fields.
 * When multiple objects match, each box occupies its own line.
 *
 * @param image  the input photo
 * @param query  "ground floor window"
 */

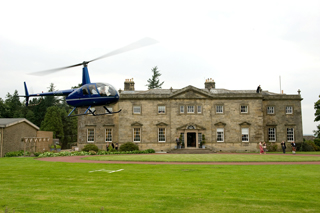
xmin=133 ymin=128 xmax=141 ymax=142
xmin=180 ymin=133 xmax=185 ymax=146
xmin=268 ymin=128 xmax=276 ymax=142
xmin=105 ymin=129 xmax=112 ymax=142
xmin=241 ymin=128 xmax=249 ymax=142
xmin=158 ymin=128 xmax=166 ymax=142
xmin=217 ymin=128 xmax=224 ymax=142
xmin=87 ymin=129 xmax=95 ymax=143
xmin=287 ymin=128 xmax=294 ymax=142
xmin=198 ymin=133 xmax=202 ymax=146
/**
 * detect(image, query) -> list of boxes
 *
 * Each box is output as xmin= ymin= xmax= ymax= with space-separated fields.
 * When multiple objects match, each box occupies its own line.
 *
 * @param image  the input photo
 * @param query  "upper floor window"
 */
xmin=105 ymin=107 xmax=113 ymax=114
xmin=216 ymin=105 xmax=223 ymax=113
xmin=286 ymin=106 xmax=293 ymax=114
xmin=158 ymin=106 xmax=166 ymax=114
xmin=241 ymin=105 xmax=248 ymax=113
xmin=197 ymin=106 xmax=202 ymax=114
xmin=133 ymin=106 xmax=141 ymax=114
xmin=267 ymin=106 xmax=274 ymax=114
xmin=87 ymin=129 xmax=95 ymax=143
xmin=180 ymin=106 xmax=184 ymax=113
xmin=187 ymin=106 xmax=194 ymax=113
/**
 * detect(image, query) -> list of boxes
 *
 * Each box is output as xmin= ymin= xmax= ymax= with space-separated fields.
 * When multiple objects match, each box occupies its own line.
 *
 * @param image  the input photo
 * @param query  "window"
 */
xmin=187 ymin=105 xmax=194 ymax=113
xmin=241 ymin=128 xmax=249 ymax=142
xmin=286 ymin=106 xmax=293 ymax=114
xmin=87 ymin=129 xmax=95 ymax=143
xmin=105 ymin=107 xmax=113 ymax=114
xmin=105 ymin=129 xmax=112 ymax=142
xmin=241 ymin=105 xmax=248 ymax=113
xmin=268 ymin=128 xmax=276 ymax=142
xmin=180 ymin=106 xmax=184 ymax=113
xmin=267 ymin=106 xmax=274 ymax=114
xmin=287 ymin=128 xmax=294 ymax=142
xmin=88 ymin=107 xmax=95 ymax=115
xmin=158 ymin=128 xmax=166 ymax=142
xmin=180 ymin=133 xmax=184 ymax=145
xmin=217 ymin=128 xmax=224 ymax=142
xmin=133 ymin=128 xmax=141 ymax=142
xmin=133 ymin=106 xmax=141 ymax=114
xmin=89 ymin=85 xmax=98 ymax=95
xmin=197 ymin=106 xmax=202 ymax=113
xmin=158 ymin=106 xmax=166 ymax=114
xmin=198 ymin=133 xmax=202 ymax=145
xmin=216 ymin=105 xmax=223 ymax=113
xmin=82 ymin=86 xmax=89 ymax=95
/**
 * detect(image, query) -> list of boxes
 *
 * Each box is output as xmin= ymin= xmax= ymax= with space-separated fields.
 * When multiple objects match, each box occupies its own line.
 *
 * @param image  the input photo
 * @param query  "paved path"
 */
xmin=37 ymin=153 xmax=320 ymax=165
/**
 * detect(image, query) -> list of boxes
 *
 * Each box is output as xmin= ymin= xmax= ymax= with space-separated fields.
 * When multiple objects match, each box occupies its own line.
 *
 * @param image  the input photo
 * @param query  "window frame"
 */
xmin=105 ymin=128 xmax=113 ymax=142
xmin=180 ymin=105 xmax=184 ymax=114
xmin=133 ymin=106 xmax=141 ymax=115
xmin=287 ymin=128 xmax=294 ymax=142
xmin=286 ymin=106 xmax=293 ymax=114
xmin=216 ymin=105 xmax=223 ymax=114
xmin=268 ymin=127 xmax=276 ymax=142
xmin=217 ymin=128 xmax=224 ymax=142
xmin=158 ymin=105 xmax=166 ymax=114
xmin=267 ymin=106 xmax=275 ymax=114
xmin=240 ymin=105 xmax=248 ymax=114
xmin=187 ymin=105 xmax=195 ymax=114
xmin=241 ymin=128 xmax=249 ymax=142
xmin=87 ymin=128 xmax=95 ymax=143
xmin=197 ymin=105 xmax=202 ymax=114
xmin=158 ymin=128 xmax=166 ymax=142
xmin=133 ymin=128 xmax=141 ymax=142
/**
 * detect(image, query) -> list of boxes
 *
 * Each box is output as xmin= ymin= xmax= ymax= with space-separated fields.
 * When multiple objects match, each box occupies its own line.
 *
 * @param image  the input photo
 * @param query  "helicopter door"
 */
xmin=88 ymin=85 xmax=99 ymax=96
xmin=82 ymin=86 xmax=90 ymax=96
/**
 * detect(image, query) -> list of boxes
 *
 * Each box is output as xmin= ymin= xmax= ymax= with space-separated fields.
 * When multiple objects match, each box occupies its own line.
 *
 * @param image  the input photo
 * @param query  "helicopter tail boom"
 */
xmin=24 ymin=82 xmax=29 ymax=106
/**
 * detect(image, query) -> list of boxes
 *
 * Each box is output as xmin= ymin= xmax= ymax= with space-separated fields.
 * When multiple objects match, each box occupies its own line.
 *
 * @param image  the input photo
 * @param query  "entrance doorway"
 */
xmin=187 ymin=132 xmax=196 ymax=147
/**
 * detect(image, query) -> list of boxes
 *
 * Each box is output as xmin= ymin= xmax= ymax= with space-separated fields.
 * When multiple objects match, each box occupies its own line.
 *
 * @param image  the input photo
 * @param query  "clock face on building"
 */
xmin=187 ymin=125 xmax=195 ymax=129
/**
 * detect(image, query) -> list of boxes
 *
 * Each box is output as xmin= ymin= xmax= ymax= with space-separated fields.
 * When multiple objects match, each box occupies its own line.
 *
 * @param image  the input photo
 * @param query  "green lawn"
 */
xmin=0 ymin=157 xmax=320 ymax=213
xmin=83 ymin=153 xmax=320 ymax=162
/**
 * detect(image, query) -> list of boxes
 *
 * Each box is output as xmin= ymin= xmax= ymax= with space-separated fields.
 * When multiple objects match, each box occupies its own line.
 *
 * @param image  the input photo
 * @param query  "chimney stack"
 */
xmin=124 ymin=78 xmax=135 ymax=91
xmin=205 ymin=78 xmax=215 ymax=90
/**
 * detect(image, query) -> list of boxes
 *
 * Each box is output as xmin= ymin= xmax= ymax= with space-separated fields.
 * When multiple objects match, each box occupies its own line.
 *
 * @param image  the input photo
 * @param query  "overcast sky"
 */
xmin=1 ymin=0 xmax=319 ymax=134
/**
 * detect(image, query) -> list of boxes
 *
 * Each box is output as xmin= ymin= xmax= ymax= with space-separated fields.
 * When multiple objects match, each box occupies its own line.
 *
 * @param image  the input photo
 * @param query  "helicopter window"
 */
xmin=89 ymin=85 xmax=98 ymax=95
xmin=97 ymin=83 xmax=116 ymax=97
xmin=82 ymin=87 xmax=89 ymax=95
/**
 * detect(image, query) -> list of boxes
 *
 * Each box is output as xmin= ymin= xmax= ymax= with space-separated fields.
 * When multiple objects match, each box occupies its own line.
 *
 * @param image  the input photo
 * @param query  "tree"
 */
xmin=41 ymin=106 xmax=64 ymax=140
xmin=314 ymin=95 xmax=320 ymax=138
xmin=4 ymin=90 xmax=22 ymax=118
xmin=146 ymin=66 xmax=164 ymax=89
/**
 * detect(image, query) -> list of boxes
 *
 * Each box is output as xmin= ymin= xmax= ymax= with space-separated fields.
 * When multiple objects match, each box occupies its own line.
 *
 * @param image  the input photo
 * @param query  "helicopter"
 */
xmin=21 ymin=37 xmax=158 ymax=116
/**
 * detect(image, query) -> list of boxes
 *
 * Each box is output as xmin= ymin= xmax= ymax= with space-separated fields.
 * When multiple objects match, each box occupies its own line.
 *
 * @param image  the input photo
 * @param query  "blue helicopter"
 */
xmin=22 ymin=37 xmax=158 ymax=116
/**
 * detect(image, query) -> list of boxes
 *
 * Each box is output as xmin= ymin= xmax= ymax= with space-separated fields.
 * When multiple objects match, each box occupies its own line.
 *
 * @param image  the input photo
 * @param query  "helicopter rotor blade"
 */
xmin=28 ymin=37 xmax=159 ymax=76
xmin=88 ymin=37 xmax=159 ymax=63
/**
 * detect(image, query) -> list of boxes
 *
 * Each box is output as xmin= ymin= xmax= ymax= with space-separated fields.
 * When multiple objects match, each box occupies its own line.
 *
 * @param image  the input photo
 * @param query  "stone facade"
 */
xmin=77 ymin=80 xmax=303 ymax=152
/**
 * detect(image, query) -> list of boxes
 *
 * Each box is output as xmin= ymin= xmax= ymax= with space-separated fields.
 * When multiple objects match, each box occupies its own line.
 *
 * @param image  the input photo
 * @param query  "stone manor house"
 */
xmin=77 ymin=78 xmax=303 ymax=152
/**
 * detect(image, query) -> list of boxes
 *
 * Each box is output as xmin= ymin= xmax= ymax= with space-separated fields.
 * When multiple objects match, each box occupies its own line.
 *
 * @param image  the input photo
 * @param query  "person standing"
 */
xmin=259 ymin=142 xmax=264 ymax=154
xmin=281 ymin=141 xmax=286 ymax=154
xmin=263 ymin=142 xmax=267 ymax=154
xmin=291 ymin=141 xmax=296 ymax=154
xmin=176 ymin=137 xmax=180 ymax=149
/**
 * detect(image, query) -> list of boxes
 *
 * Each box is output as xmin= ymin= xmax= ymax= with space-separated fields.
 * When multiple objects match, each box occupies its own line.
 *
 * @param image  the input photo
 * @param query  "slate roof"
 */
xmin=0 ymin=118 xmax=39 ymax=130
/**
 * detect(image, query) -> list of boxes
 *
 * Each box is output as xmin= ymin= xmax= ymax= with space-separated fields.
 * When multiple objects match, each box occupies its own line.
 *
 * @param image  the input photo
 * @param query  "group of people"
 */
xmin=106 ymin=142 xmax=118 ymax=151
xmin=259 ymin=141 xmax=297 ymax=154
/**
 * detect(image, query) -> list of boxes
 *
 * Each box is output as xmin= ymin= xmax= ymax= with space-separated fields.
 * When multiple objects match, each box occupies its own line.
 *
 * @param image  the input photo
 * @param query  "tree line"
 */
xmin=0 ymin=83 xmax=77 ymax=149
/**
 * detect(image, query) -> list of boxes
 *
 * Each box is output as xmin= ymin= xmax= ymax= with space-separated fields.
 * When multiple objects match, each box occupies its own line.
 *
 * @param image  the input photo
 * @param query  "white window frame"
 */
xmin=87 ymin=128 xmax=95 ymax=143
xmin=268 ymin=128 xmax=276 ymax=142
xmin=267 ymin=106 xmax=274 ymax=114
xmin=180 ymin=106 xmax=184 ymax=113
xmin=88 ymin=107 xmax=96 ymax=116
xmin=217 ymin=128 xmax=224 ymax=142
xmin=241 ymin=128 xmax=249 ymax=142
xmin=158 ymin=128 xmax=166 ymax=142
xmin=105 ymin=128 xmax=112 ymax=142
xmin=241 ymin=105 xmax=248 ymax=113
xmin=197 ymin=106 xmax=202 ymax=114
xmin=287 ymin=128 xmax=294 ymax=142
xmin=216 ymin=105 xmax=223 ymax=113
xmin=286 ymin=106 xmax=293 ymax=114
xmin=133 ymin=106 xmax=141 ymax=114
xmin=105 ymin=107 xmax=113 ymax=115
xmin=158 ymin=105 xmax=166 ymax=114
xmin=187 ymin=105 xmax=195 ymax=113
xmin=133 ymin=128 xmax=141 ymax=142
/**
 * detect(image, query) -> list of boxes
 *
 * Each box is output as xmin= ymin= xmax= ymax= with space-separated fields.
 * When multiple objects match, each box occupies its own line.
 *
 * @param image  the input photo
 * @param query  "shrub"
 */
xmin=314 ymin=138 xmax=320 ymax=147
xmin=296 ymin=141 xmax=315 ymax=151
xmin=56 ymin=145 xmax=61 ymax=149
xmin=82 ymin=144 xmax=99 ymax=152
xmin=108 ymin=145 xmax=116 ymax=152
xmin=33 ymin=152 xmax=42 ymax=157
xmin=266 ymin=142 xmax=277 ymax=152
xmin=4 ymin=150 xmax=30 ymax=157
xmin=89 ymin=150 xmax=96 ymax=155
xmin=119 ymin=142 xmax=139 ymax=152
xmin=145 ymin=149 xmax=155 ymax=153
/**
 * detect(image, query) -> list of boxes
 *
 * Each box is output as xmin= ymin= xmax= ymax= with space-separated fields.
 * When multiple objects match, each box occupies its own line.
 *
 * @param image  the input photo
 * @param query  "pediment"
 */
xmin=214 ymin=122 xmax=226 ymax=126
xmin=156 ymin=122 xmax=168 ymax=126
xmin=239 ymin=121 xmax=251 ymax=126
xmin=131 ymin=122 xmax=143 ymax=126
xmin=170 ymin=85 xmax=211 ymax=99
xmin=176 ymin=123 xmax=206 ymax=130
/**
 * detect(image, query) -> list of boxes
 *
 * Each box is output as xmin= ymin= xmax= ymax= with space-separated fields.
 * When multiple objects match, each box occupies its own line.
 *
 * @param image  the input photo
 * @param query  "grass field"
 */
xmin=1 ymin=155 xmax=320 ymax=213
xmin=83 ymin=152 xmax=320 ymax=162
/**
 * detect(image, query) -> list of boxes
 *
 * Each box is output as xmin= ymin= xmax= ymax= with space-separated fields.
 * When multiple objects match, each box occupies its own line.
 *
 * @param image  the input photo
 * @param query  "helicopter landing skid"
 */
xmin=68 ymin=106 xmax=122 ymax=117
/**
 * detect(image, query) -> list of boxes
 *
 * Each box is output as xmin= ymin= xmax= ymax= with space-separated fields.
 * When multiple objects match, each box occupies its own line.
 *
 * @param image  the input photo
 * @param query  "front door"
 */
xmin=187 ymin=133 xmax=196 ymax=147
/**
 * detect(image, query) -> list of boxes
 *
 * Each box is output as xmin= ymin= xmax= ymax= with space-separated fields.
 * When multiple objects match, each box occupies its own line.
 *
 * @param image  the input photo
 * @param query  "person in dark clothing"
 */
xmin=256 ymin=85 xmax=261 ymax=93
xmin=281 ymin=141 xmax=286 ymax=154
xmin=291 ymin=141 xmax=296 ymax=154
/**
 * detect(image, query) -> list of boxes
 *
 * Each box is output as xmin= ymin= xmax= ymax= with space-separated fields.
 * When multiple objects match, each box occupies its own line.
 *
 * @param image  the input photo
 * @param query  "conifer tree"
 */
xmin=146 ymin=66 xmax=164 ymax=89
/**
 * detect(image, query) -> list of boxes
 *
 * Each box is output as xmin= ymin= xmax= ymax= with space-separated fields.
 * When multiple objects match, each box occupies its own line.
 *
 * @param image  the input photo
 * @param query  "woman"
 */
xmin=263 ymin=142 xmax=267 ymax=154
xmin=281 ymin=141 xmax=286 ymax=154
xmin=259 ymin=142 xmax=264 ymax=154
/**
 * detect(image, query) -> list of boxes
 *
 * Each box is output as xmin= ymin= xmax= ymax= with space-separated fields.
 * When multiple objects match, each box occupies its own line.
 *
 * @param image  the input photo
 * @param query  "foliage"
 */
xmin=40 ymin=106 xmax=64 ymax=139
xmin=108 ymin=144 xmax=116 ymax=152
xmin=266 ymin=142 xmax=278 ymax=152
xmin=89 ymin=150 xmax=97 ymax=155
xmin=146 ymin=66 xmax=164 ymax=89
xmin=201 ymin=134 xmax=206 ymax=145
xmin=314 ymin=95 xmax=320 ymax=138
xmin=314 ymin=138 xmax=320 ymax=147
xmin=33 ymin=152 xmax=42 ymax=157
xmin=295 ymin=141 xmax=318 ymax=151
xmin=4 ymin=150 xmax=30 ymax=157
xmin=119 ymin=142 xmax=139 ymax=152
xmin=82 ymin=144 xmax=99 ymax=152
xmin=56 ymin=145 xmax=61 ymax=149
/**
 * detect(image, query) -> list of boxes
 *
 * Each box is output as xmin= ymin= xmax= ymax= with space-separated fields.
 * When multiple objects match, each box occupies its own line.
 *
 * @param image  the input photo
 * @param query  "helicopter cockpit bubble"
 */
xmin=96 ymin=83 xmax=117 ymax=97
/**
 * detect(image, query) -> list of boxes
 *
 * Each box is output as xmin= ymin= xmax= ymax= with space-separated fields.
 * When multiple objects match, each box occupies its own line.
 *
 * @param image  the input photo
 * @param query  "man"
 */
xmin=281 ymin=141 xmax=286 ymax=154
xmin=291 ymin=141 xmax=296 ymax=154
xmin=256 ymin=85 xmax=261 ymax=93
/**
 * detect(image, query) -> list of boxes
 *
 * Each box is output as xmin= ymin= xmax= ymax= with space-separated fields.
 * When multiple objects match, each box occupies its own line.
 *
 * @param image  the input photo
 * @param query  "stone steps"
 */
xmin=168 ymin=148 xmax=215 ymax=154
